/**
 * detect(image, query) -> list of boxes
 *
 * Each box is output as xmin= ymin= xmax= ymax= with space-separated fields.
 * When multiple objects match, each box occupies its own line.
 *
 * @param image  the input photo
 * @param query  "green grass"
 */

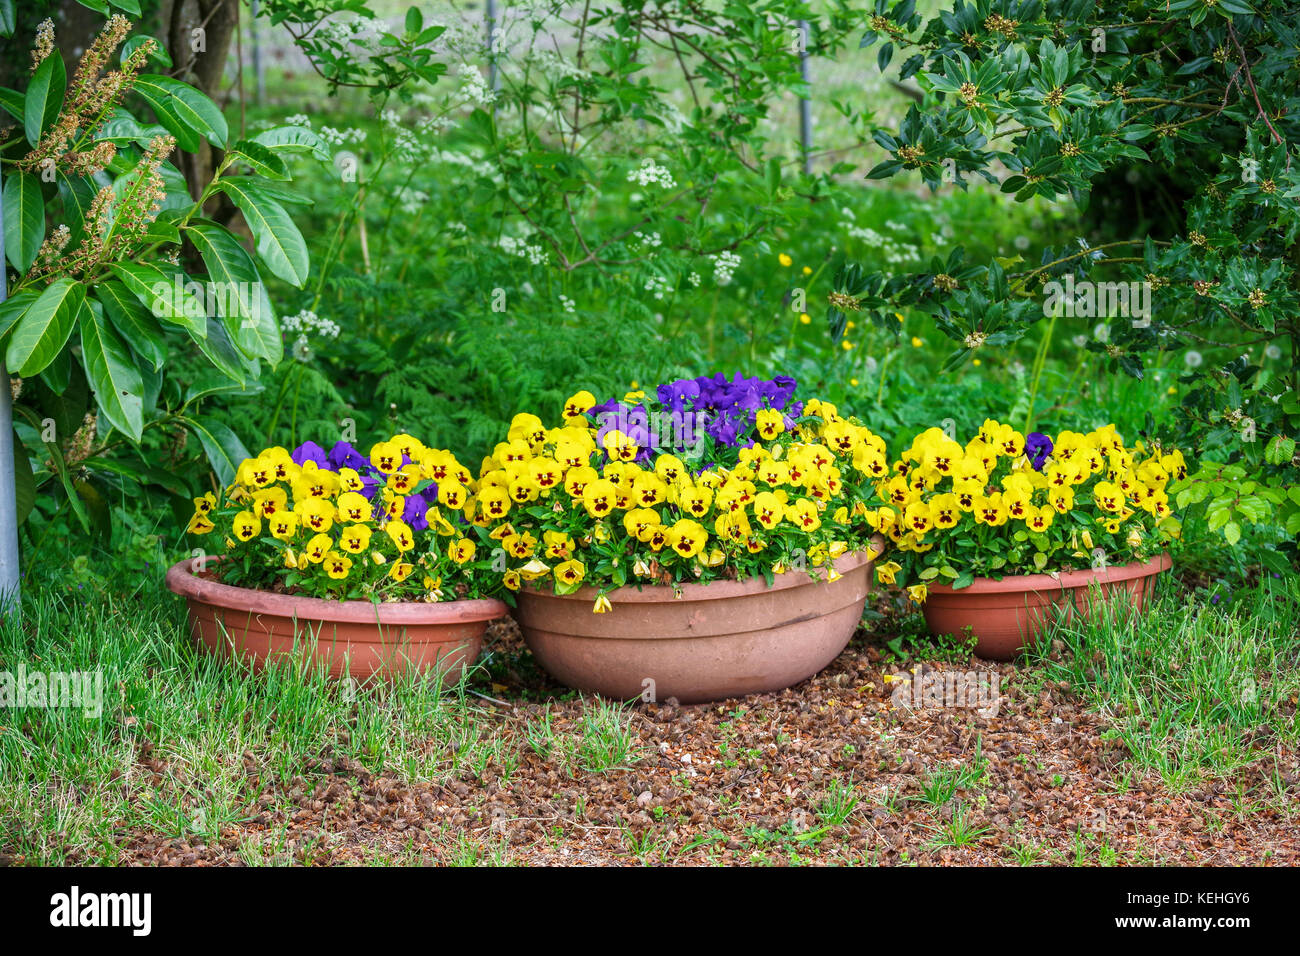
xmin=1029 ymin=576 xmax=1300 ymax=791
xmin=0 ymin=577 xmax=635 ymax=864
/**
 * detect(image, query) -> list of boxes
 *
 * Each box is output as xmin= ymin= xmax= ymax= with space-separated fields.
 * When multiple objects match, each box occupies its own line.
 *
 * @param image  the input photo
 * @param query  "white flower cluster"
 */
xmin=427 ymin=146 xmax=497 ymax=179
xmin=394 ymin=186 xmax=430 ymax=215
xmin=459 ymin=68 xmax=496 ymax=107
xmin=532 ymin=49 xmax=589 ymax=82
xmin=559 ymin=294 xmax=576 ymax=314
xmin=285 ymin=113 xmax=312 ymax=128
xmin=319 ymin=125 xmax=367 ymax=147
xmin=688 ymin=272 xmax=701 ymax=287
xmin=846 ymin=224 xmax=920 ymax=264
xmin=281 ymin=309 xmax=339 ymax=363
xmin=710 ymin=251 xmax=741 ymax=286
xmin=281 ymin=309 xmax=340 ymax=339
xmin=315 ymin=14 xmax=374 ymax=46
xmin=632 ymin=231 xmax=662 ymax=249
xmin=500 ymin=235 xmax=547 ymax=265
xmin=444 ymin=221 xmax=468 ymax=235
xmin=644 ymin=275 xmax=672 ymax=301
xmin=627 ymin=158 xmax=675 ymax=190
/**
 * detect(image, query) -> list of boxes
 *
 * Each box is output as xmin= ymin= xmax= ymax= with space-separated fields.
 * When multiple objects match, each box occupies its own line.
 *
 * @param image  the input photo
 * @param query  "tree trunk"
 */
xmin=162 ymin=0 xmax=239 ymax=205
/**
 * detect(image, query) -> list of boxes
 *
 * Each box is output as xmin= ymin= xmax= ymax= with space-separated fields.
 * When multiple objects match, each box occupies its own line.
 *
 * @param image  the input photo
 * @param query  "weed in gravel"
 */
xmin=923 ymin=802 xmax=990 ymax=850
xmin=817 ymin=776 xmax=860 ymax=826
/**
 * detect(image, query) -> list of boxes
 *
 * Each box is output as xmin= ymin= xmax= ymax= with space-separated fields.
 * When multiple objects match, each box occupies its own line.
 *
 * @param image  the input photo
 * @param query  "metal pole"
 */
xmin=798 ymin=20 xmax=812 ymax=174
xmin=251 ymin=0 xmax=265 ymax=106
xmin=0 ymin=198 xmax=21 ymax=622
xmin=486 ymin=0 xmax=500 ymax=95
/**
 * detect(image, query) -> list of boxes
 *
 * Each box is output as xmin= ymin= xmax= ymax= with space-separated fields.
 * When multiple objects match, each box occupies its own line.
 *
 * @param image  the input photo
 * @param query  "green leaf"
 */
xmin=1264 ymin=435 xmax=1296 ymax=466
xmin=0 ymin=0 xmax=15 ymax=38
xmin=80 ymin=299 xmax=144 ymax=442
xmin=5 ymin=278 xmax=84 ymax=377
xmin=217 ymin=179 xmax=310 ymax=287
xmin=183 ymin=376 xmax=265 ymax=407
xmin=83 ymin=457 xmax=189 ymax=497
xmin=251 ymin=125 xmax=331 ymax=160
xmin=1223 ymin=521 xmax=1242 ymax=546
xmin=108 ymin=262 xmax=206 ymax=335
xmin=188 ymin=314 xmax=249 ymax=385
xmin=95 ymin=280 xmax=167 ymax=371
xmin=0 ymin=288 xmax=39 ymax=347
xmin=25 ymin=50 xmax=65 ymax=146
xmin=228 ymin=139 xmax=290 ymax=180
xmin=0 ymin=86 xmax=23 ymax=122
xmin=11 ymin=431 xmax=34 ymax=525
xmin=133 ymin=74 xmax=227 ymax=149
xmin=121 ymin=34 xmax=170 ymax=67
xmin=74 ymin=477 xmax=112 ymax=542
xmin=185 ymin=220 xmax=282 ymax=363
xmin=3 ymin=170 xmax=45 ymax=272
xmin=183 ymin=417 xmax=250 ymax=486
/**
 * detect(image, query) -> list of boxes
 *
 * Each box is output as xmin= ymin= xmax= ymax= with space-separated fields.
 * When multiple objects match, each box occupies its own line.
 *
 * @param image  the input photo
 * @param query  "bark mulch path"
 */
xmin=116 ymin=617 xmax=1299 ymax=867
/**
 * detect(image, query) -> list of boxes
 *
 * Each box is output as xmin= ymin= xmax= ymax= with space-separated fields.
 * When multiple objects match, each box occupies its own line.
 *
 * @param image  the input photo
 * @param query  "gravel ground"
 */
xmin=114 ymin=609 xmax=1300 ymax=867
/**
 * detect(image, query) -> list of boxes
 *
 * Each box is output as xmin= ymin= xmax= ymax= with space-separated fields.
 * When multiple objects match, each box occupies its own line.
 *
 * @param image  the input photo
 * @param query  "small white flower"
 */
xmin=1185 ymin=350 xmax=1203 ymax=368
xmin=627 ymin=158 xmax=676 ymax=190
xmin=710 ymin=251 xmax=742 ymax=286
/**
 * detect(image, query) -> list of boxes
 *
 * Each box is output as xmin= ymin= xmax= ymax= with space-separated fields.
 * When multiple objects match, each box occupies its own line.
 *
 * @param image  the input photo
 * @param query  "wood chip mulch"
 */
xmin=104 ymin=616 xmax=1300 ymax=867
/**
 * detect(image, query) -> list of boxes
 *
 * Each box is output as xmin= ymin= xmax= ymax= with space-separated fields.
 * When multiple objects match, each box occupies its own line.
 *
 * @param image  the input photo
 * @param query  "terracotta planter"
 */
xmin=512 ymin=543 xmax=881 ymax=705
xmin=922 ymin=552 xmax=1172 ymax=661
xmin=164 ymin=559 xmax=507 ymax=680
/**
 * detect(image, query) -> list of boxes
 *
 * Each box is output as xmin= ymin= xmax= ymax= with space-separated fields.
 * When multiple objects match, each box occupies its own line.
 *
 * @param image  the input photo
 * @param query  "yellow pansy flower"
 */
xmin=324 ymin=551 xmax=352 ymax=579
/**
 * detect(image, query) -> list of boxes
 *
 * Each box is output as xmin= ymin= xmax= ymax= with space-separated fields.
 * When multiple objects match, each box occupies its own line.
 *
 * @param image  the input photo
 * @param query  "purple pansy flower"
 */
xmin=291 ymin=441 xmax=329 ymax=468
xmin=1025 ymin=432 xmax=1053 ymax=471
xmin=328 ymin=440 xmax=370 ymax=473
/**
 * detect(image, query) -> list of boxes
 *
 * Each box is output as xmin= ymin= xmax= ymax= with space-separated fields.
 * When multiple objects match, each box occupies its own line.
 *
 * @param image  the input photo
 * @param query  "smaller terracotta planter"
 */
xmin=165 ymin=560 xmax=507 ymax=681
xmin=922 ymin=552 xmax=1172 ymax=660
xmin=513 ymin=542 xmax=882 ymax=705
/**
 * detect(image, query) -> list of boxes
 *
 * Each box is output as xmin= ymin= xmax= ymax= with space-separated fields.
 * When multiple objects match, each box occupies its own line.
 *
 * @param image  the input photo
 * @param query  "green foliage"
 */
xmin=837 ymin=0 xmax=1300 ymax=565
xmin=1 ymin=14 xmax=323 ymax=537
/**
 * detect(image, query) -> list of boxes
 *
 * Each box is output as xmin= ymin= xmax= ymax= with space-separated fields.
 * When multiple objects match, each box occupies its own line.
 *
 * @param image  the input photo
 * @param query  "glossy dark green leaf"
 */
xmin=5 ymin=278 xmax=84 ymax=377
xmin=96 ymin=280 xmax=167 ymax=371
xmin=109 ymin=262 xmax=206 ymax=335
xmin=24 ymin=50 xmax=65 ymax=146
xmin=3 ymin=170 xmax=45 ymax=272
xmin=185 ymin=220 xmax=282 ymax=364
xmin=217 ymin=179 xmax=310 ymax=287
xmin=80 ymin=299 xmax=144 ymax=442
xmin=183 ymin=417 xmax=250 ymax=487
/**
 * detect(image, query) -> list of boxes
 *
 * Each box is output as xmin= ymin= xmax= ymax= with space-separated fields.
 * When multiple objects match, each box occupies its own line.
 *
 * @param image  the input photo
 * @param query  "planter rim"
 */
xmin=164 ymin=559 xmax=508 ymax=624
xmin=519 ymin=539 xmax=882 ymax=605
xmin=925 ymin=551 xmax=1171 ymax=596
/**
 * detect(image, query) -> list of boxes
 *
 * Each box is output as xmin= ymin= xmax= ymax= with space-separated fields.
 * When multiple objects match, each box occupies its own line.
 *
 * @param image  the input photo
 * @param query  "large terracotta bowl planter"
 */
xmin=165 ymin=559 xmax=507 ymax=680
xmin=922 ymin=552 xmax=1172 ymax=661
xmin=512 ymin=543 xmax=882 ymax=705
